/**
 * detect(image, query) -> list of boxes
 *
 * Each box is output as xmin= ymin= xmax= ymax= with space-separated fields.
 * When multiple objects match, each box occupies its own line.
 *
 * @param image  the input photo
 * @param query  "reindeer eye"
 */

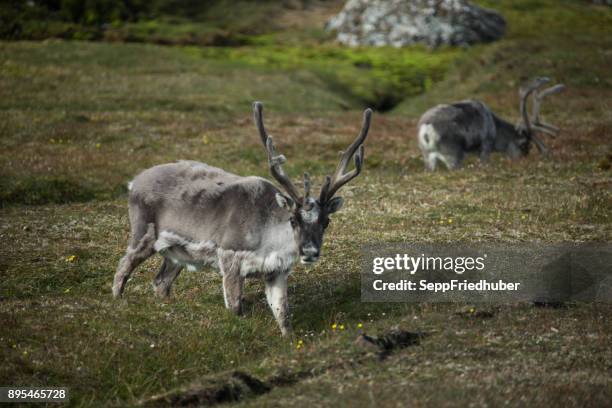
xmin=289 ymin=217 xmax=297 ymax=228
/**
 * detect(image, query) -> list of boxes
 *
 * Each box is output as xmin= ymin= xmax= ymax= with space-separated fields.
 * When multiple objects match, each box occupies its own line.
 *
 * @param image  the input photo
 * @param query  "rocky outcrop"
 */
xmin=326 ymin=0 xmax=506 ymax=48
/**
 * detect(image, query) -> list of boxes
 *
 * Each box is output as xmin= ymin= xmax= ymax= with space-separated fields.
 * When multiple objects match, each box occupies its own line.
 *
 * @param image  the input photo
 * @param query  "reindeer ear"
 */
xmin=275 ymin=193 xmax=295 ymax=210
xmin=325 ymin=197 xmax=344 ymax=214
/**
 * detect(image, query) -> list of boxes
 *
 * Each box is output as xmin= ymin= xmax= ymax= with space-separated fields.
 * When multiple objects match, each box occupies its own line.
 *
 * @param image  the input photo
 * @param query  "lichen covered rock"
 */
xmin=327 ymin=0 xmax=506 ymax=48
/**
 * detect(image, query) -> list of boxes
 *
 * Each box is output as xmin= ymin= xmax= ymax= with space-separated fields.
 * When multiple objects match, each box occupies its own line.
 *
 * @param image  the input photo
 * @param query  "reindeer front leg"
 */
xmin=480 ymin=138 xmax=493 ymax=164
xmin=219 ymin=255 xmax=244 ymax=315
xmin=265 ymin=273 xmax=291 ymax=336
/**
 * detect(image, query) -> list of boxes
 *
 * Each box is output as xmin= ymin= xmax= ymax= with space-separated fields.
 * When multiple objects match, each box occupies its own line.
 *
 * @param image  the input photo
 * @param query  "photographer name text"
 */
xmin=373 ymin=279 xmax=520 ymax=292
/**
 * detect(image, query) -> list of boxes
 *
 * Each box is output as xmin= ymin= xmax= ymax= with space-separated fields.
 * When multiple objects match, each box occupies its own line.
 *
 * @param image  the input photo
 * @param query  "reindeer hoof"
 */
xmin=153 ymin=282 xmax=171 ymax=298
xmin=226 ymin=303 xmax=243 ymax=316
xmin=112 ymin=286 xmax=123 ymax=299
xmin=280 ymin=326 xmax=292 ymax=337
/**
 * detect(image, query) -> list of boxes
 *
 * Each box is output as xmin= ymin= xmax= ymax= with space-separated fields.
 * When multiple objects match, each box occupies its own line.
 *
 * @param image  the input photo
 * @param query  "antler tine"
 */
xmin=531 ymin=124 xmax=559 ymax=137
xmin=303 ymin=172 xmax=311 ymax=204
xmin=253 ymin=101 xmax=269 ymax=146
xmin=531 ymin=134 xmax=550 ymax=156
xmin=320 ymin=108 xmax=372 ymax=202
xmin=519 ymin=77 xmax=550 ymax=134
xmin=265 ymin=136 xmax=302 ymax=202
xmin=319 ymin=175 xmax=331 ymax=204
xmin=520 ymin=77 xmax=550 ymax=98
xmin=532 ymin=84 xmax=564 ymax=120
xmin=253 ymin=102 xmax=302 ymax=203
xmin=532 ymin=83 xmax=565 ymax=135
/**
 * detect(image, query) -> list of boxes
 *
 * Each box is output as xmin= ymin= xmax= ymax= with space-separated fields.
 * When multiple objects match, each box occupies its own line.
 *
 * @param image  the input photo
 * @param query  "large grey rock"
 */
xmin=327 ymin=0 xmax=506 ymax=48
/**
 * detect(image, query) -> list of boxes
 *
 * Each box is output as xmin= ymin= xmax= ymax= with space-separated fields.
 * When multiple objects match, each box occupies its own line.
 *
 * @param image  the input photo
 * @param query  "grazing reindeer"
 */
xmin=112 ymin=102 xmax=372 ymax=335
xmin=417 ymin=77 xmax=564 ymax=170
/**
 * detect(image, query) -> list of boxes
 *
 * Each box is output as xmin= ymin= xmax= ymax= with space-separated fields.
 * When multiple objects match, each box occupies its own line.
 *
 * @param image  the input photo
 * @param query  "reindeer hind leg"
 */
xmin=112 ymin=222 xmax=156 ymax=298
xmin=439 ymin=143 xmax=464 ymax=170
xmin=153 ymin=258 xmax=183 ymax=298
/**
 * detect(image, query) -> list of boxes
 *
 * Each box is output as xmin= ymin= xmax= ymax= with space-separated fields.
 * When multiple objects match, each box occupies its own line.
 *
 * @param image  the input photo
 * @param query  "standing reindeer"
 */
xmin=417 ymin=77 xmax=564 ymax=170
xmin=112 ymin=102 xmax=372 ymax=336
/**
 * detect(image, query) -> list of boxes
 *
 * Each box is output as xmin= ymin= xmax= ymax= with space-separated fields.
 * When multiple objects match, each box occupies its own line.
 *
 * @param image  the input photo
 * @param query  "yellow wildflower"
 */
xmin=66 ymin=255 xmax=77 ymax=263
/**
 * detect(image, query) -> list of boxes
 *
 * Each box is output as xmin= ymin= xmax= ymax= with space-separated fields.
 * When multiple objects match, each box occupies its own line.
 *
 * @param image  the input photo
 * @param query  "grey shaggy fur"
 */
xmin=417 ymin=77 xmax=564 ymax=170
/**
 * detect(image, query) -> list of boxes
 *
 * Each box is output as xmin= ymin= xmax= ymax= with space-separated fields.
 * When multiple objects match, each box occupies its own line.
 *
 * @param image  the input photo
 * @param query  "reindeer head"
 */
xmin=517 ymin=77 xmax=565 ymax=155
xmin=253 ymin=102 xmax=372 ymax=264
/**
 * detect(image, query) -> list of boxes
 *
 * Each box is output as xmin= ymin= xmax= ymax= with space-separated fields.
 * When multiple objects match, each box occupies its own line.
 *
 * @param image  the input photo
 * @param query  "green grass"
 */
xmin=0 ymin=176 xmax=98 ymax=206
xmin=0 ymin=0 xmax=611 ymax=406
xmin=193 ymin=44 xmax=458 ymax=110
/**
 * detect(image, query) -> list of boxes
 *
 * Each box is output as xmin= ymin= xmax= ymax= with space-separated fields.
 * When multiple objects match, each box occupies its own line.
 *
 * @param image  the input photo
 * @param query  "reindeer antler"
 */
xmin=519 ymin=77 xmax=550 ymax=134
xmin=254 ymin=102 xmax=372 ymax=206
xmin=320 ymin=108 xmax=372 ymax=203
xmin=518 ymin=77 xmax=554 ymax=155
xmin=531 ymin=83 xmax=565 ymax=136
xmin=303 ymin=172 xmax=311 ymax=201
xmin=253 ymin=102 xmax=302 ymax=203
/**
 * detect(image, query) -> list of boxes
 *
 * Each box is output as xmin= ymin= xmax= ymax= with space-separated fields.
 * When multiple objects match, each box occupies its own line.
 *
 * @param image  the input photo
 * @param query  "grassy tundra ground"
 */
xmin=1 ymin=0 xmax=611 ymax=406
